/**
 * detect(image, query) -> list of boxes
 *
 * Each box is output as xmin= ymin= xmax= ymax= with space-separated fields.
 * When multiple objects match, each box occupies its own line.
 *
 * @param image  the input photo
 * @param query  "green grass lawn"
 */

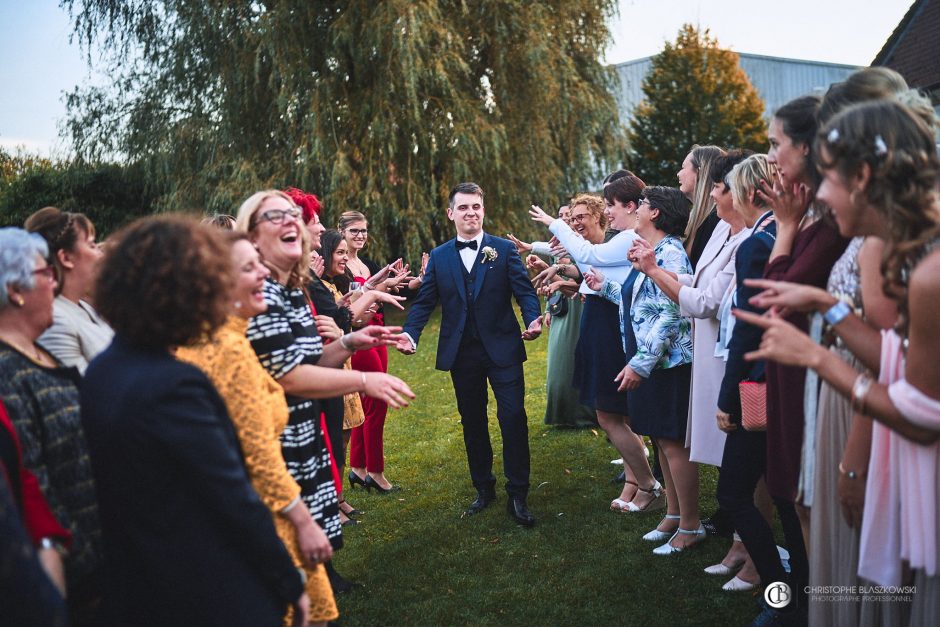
xmin=334 ymin=308 xmax=761 ymax=626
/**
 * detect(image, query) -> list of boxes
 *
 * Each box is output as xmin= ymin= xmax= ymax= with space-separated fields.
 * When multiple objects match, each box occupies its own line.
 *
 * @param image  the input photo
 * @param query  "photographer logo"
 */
xmin=765 ymin=582 xmax=792 ymax=609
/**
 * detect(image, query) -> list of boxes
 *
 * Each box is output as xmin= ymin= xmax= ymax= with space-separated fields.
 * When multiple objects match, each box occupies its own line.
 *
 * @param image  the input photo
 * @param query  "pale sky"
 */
xmin=0 ymin=0 xmax=915 ymax=156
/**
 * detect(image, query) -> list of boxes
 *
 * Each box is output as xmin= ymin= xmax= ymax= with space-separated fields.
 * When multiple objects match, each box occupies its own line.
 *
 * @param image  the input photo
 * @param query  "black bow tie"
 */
xmin=456 ymin=239 xmax=478 ymax=251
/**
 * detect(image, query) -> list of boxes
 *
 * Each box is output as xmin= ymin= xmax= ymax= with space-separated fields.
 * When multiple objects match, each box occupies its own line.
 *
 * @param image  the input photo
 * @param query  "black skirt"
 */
xmin=572 ymin=295 xmax=629 ymax=415
xmin=627 ymin=363 xmax=692 ymax=440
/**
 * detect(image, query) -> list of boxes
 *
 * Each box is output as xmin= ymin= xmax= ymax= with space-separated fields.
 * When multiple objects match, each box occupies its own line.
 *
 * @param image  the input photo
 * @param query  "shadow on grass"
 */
xmin=335 ymin=308 xmax=761 ymax=626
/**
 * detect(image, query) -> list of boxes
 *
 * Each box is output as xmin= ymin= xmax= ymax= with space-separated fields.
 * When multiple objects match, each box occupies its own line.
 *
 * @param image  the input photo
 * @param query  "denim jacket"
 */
xmin=600 ymin=235 xmax=693 ymax=378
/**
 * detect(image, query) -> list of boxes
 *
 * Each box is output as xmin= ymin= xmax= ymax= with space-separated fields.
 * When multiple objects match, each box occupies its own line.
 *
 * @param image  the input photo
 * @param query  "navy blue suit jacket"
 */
xmin=81 ymin=337 xmax=302 ymax=627
xmin=717 ymin=220 xmax=777 ymax=418
xmin=403 ymin=233 xmax=541 ymax=371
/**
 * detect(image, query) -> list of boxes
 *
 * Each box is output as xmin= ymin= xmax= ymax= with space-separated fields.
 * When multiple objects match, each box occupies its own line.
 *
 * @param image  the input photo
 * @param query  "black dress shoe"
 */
xmin=348 ymin=471 xmax=368 ymax=489
xmin=506 ymin=498 xmax=535 ymax=527
xmin=465 ymin=491 xmax=496 ymax=516
xmin=364 ymin=475 xmax=401 ymax=494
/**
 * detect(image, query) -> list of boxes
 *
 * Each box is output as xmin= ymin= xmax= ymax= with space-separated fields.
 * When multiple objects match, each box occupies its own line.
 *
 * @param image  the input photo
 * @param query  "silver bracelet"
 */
xmin=340 ymin=333 xmax=354 ymax=351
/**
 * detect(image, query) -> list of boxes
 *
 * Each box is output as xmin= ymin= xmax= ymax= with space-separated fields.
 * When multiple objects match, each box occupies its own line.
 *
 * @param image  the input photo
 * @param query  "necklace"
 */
xmin=0 ymin=334 xmax=48 ymax=365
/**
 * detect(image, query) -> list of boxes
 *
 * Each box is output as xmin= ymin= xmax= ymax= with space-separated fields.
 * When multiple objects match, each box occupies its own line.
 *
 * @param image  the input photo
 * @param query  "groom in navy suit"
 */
xmin=397 ymin=182 xmax=542 ymax=526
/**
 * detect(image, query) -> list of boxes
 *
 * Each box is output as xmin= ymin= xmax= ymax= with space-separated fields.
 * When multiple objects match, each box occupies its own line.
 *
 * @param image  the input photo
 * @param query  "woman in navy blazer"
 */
xmin=81 ymin=216 xmax=307 ymax=627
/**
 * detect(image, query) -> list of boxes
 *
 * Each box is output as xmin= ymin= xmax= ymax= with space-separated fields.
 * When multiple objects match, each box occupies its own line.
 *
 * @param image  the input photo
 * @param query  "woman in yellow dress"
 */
xmin=178 ymin=232 xmax=338 ymax=626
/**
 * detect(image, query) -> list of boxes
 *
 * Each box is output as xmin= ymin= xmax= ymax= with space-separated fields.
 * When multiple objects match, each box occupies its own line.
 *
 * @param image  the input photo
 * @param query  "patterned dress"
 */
xmin=0 ymin=342 xmax=102 ymax=591
xmin=178 ymin=316 xmax=338 ymax=624
xmin=247 ymin=278 xmax=343 ymax=549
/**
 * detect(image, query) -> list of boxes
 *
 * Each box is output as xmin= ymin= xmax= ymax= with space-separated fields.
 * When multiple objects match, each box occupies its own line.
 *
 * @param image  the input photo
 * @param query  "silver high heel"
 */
xmin=642 ymin=514 xmax=680 ymax=542
xmin=652 ymin=523 xmax=706 ymax=555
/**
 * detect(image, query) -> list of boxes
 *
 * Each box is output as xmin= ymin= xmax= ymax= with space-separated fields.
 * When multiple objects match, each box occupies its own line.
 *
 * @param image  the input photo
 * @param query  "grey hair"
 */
xmin=0 ymin=228 xmax=49 ymax=309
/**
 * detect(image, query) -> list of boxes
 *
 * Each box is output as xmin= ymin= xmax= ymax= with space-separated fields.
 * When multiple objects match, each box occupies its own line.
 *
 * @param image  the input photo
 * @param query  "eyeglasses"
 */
xmin=346 ymin=228 xmax=368 ymax=236
xmin=258 ymin=207 xmax=302 ymax=225
xmin=33 ymin=265 xmax=58 ymax=282
xmin=637 ymin=198 xmax=651 ymax=208
xmin=569 ymin=213 xmax=593 ymax=224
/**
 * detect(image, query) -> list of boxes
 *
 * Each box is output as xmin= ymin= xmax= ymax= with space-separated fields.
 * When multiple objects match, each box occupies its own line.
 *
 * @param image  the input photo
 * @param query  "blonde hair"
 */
xmin=235 ymin=189 xmax=310 ymax=289
xmin=728 ymin=155 xmax=775 ymax=212
xmin=684 ymin=145 xmax=726 ymax=252
xmin=569 ymin=193 xmax=608 ymax=230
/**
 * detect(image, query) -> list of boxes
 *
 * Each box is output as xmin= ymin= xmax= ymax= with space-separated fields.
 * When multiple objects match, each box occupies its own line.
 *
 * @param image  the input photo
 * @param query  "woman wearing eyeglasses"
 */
xmin=0 ymin=227 xmax=103 ymax=622
xmin=236 ymin=191 xmax=414 ymax=593
xmin=340 ymin=211 xmax=411 ymax=494
xmin=24 ymin=207 xmax=113 ymax=374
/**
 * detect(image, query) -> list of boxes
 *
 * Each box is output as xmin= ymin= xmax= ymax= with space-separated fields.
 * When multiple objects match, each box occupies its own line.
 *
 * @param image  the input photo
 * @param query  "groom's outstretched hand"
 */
xmin=521 ymin=317 xmax=542 ymax=341
xmin=395 ymin=335 xmax=416 ymax=355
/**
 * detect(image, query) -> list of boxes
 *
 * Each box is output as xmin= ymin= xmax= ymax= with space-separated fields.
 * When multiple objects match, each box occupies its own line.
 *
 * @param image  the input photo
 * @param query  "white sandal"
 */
xmin=722 ymin=575 xmax=760 ymax=592
xmin=704 ymin=560 xmax=744 ymax=576
xmin=609 ymin=481 xmax=638 ymax=512
xmin=642 ymin=514 xmax=680 ymax=542
xmin=623 ymin=480 xmax=665 ymax=513
xmin=652 ymin=523 xmax=706 ymax=555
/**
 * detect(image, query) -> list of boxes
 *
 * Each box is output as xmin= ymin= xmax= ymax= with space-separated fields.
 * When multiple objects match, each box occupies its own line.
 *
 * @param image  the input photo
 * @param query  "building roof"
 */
xmin=611 ymin=52 xmax=858 ymax=120
xmin=872 ymin=0 xmax=940 ymax=91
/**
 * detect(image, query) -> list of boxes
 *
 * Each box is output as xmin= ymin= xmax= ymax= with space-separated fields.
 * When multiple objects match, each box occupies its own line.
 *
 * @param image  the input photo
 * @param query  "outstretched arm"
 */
xmin=399 ymin=251 xmax=441 ymax=353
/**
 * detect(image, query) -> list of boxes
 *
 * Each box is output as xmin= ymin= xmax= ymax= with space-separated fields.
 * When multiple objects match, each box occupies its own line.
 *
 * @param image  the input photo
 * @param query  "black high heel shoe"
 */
xmin=364 ymin=475 xmax=401 ymax=494
xmin=348 ymin=471 xmax=368 ymax=490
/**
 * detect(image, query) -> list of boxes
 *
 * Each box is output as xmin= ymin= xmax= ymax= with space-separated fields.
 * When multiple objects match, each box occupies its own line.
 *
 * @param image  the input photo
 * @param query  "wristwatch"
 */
xmin=823 ymin=300 xmax=851 ymax=326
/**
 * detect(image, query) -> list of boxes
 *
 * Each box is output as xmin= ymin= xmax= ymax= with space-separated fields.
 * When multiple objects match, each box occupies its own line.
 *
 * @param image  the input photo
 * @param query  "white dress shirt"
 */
xmin=457 ymin=232 xmax=485 ymax=272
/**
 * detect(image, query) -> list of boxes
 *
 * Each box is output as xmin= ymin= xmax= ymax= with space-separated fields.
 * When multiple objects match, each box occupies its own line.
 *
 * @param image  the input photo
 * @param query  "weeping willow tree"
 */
xmin=63 ymin=0 xmax=625 ymax=259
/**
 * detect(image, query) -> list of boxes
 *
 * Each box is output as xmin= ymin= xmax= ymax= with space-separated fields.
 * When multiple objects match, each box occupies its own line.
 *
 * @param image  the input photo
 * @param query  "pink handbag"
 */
xmin=739 ymin=381 xmax=767 ymax=432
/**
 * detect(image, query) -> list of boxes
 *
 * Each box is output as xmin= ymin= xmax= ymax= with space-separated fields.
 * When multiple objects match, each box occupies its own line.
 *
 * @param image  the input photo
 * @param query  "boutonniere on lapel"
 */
xmin=481 ymin=246 xmax=498 ymax=263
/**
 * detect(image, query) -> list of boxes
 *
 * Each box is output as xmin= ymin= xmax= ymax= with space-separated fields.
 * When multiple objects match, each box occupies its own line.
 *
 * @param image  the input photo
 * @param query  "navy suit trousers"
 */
xmin=449 ymin=336 xmax=530 ymax=499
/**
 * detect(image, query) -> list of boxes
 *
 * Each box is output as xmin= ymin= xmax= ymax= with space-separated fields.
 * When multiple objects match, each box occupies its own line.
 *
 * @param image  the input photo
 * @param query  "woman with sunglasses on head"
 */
xmin=340 ymin=211 xmax=411 ymax=494
xmin=236 ymin=191 xmax=414 ymax=594
xmin=530 ymin=172 xmax=660 ymax=513
xmin=24 ymin=207 xmax=113 ymax=374
xmin=0 ymin=227 xmax=103 ymax=623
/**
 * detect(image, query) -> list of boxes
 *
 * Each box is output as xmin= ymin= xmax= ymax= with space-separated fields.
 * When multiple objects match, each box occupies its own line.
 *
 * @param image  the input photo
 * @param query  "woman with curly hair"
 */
xmin=530 ymin=172 xmax=662 ymax=513
xmin=178 ymin=232 xmax=341 ymax=625
xmin=739 ymin=99 xmax=940 ymax=625
xmin=80 ymin=216 xmax=309 ymax=626
xmin=24 ymin=207 xmax=113 ymax=374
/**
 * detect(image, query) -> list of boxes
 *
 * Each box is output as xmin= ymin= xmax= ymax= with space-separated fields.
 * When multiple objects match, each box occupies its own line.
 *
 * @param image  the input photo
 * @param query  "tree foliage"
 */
xmin=627 ymin=24 xmax=767 ymax=184
xmin=62 ymin=0 xmax=625 ymax=260
xmin=0 ymin=151 xmax=156 ymax=234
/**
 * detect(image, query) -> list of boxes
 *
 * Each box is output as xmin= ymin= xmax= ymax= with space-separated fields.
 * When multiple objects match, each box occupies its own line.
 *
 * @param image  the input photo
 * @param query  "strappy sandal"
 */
xmin=622 ymin=480 xmax=665 ymax=513
xmin=642 ymin=514 xmax=680 ymax=541
xmin=609 ymin=481 xmax=638 ymax=512
xmin=652 ymin=523 xmax=706 ymax=555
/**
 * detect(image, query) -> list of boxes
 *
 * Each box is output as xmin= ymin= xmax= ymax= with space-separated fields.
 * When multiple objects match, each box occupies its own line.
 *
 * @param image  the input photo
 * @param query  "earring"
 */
xmin=233 ymin=301 xmax=243 ymax=309
xmin=849 ymin=189 xmax=861 ymax=207
xmin=13 ymin=296 xmax=25 ymax=307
